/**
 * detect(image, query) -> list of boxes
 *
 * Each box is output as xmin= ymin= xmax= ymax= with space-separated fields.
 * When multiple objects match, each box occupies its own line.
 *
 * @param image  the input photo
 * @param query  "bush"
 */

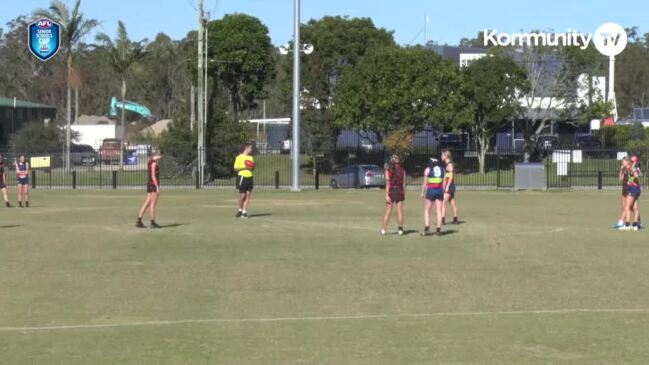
xmin=10 ymin=121 xmax=78 ymax=153
xmin=205 ymin=114 xmax=253 ymax=179
xmin=598 ymin=125 xmax=633 ymax=149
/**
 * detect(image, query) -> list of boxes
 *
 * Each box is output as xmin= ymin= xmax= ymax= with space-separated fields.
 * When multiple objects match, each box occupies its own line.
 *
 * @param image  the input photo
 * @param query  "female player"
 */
xmin=136 ymin=148 xmax=163 ymax=228
xmin=381 ymin=154 xmax=406 ymax=236
xmin=622 ymin=156 xmax=642 ymax=230
xmin=615 ymin=156 xmax=642 ymax=229
xmin=421 ymin=157 xmax=445 ymax=236
xmin=0 ymin=155 xmax=11 ymax=207
xmin=15 ymin=155 xmax=29 ymax=208
xmin=441 ymin=150 xmax=459 ymax=225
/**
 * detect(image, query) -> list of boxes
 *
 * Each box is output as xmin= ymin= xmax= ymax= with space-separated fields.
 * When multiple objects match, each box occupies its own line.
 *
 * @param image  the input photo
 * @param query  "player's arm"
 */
xmin=421 ymin=167 xmax=429 ymax=198
xmin=619 ymin=164 xmax=626 ymax=182
xmin=384 ymin=168 xmax=391 ymax=202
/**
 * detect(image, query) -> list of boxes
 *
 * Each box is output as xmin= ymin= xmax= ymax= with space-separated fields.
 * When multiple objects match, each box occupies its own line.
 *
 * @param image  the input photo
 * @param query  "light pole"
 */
xmin=281 ymin=0 xmax=313 ymax=191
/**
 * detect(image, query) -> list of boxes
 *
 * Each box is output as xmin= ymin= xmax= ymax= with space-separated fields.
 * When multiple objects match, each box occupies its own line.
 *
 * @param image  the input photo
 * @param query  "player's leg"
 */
xmin=136 ymin=194 xmax=151 ymax=228
xmin=622 ymin=195 xmax=634 ymax=230
xmin=422 ymin=198 xmax=431 ymax=235
xmin=450 ymin=195 xmax=459 ymax=224
xmin=396 ymin=201 xmax=404 ymax=235
xmin=435 ymin=198 xmax=444 ymax=236
xmin=633 ymin=199 xmax=641 ymax=228
xmin=149 ymin=192 xmax=160 ymax=228
xmin=24 ymin=185 xmax=29 ymax=207
xmin=441 ymin=194 xmax=449 ymax=225
xmin=616 ymin=195 xmax=626 ymax=228
xmin=17 ymin=184 xmax=22 ymax=207
xmin=241 ymin=190 xmax=252 ymax=218
xmin=381 ymin=202 xmax=392 ymax=235
xmin=2 ymin=187 xmax=10 ymax=207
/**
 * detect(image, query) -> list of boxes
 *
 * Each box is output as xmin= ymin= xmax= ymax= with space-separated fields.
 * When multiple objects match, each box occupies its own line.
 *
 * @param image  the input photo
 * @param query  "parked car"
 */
xmin=280 ymin=140 xmax=291 ymax=154
xmin=438 ymin=133 xmax=464 ymax=150
xmin=330 ymin=164 xmax=385 ymax=189
xmin=70 ymin=144 xmax=97 ymax=166
xmin=360 ymin=139 xmax=374 ymax=151
xmin=573 ymin=134 xmax=601 ymax=149
xmin=99 ymin=138 xmax=124 ymax=164
xmin=536 ymin=135 xmax=559 ymax=156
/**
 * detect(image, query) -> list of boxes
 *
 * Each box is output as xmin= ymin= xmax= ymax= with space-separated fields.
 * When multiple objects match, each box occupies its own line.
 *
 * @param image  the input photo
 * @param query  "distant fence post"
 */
xmin=195 ymin=166 xmax=200 ymax=189
xmin=598 ymin=171 xmax=603 ymax=190
xmin=31 ymin=170 xmax=36 ymax=189
xmin=275 ymin=170 xmax=280 ymax=189
xmin=315 ymin=167 xmax=320 ymax=190
xmin=112 ymin=171 xmax=117 ymax=189
xmin=496 ymin=149 xmax=500 ymax=189
xmin=545 ymin=155 xmax=550 ymax=190
xmin=72 ymin=171 xmax=77 ymax=189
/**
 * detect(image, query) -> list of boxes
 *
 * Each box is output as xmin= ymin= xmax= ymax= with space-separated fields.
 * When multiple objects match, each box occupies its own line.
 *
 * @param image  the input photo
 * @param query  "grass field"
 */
xmin=2 ymin=189 xmax=649 ymax=364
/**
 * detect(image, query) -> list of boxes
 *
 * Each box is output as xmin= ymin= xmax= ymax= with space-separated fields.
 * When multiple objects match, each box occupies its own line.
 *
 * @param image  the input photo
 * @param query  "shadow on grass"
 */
xmin=0 ymin=224 xmax=23 ymax=229
xmin=248 ymin=213 xmax=273 ymax=218
xmin=158 ymin=223 xmax=188 ymax=228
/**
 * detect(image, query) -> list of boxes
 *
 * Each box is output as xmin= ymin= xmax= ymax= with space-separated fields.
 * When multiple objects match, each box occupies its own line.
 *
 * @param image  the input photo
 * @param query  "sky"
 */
xmin=1 ymin=0 xmax=648 ymax=46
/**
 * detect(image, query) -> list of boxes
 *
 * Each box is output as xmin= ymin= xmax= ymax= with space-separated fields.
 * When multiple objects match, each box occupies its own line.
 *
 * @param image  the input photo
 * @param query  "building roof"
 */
xmin=141 ymin=119 xmax=172 ymax=137
xmin=75 ymin=115 xmax=116 ymax=125
xmin=0 ymin=96 xmax=56 ymax=109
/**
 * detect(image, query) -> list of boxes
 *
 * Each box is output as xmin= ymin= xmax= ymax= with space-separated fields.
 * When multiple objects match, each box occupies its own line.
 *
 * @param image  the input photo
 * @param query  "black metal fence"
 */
xmin=7 ymin=147 xmax=648 ymax=191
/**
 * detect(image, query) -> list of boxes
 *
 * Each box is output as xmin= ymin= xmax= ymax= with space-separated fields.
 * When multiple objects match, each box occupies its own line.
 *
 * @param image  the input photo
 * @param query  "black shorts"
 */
xmin=147 ymin=184 xmax=159 ymax=193
xmin=0 ymin=183 xmax=6 ymax=189
xmin=236 ymin=176 xmax=254 ymax=193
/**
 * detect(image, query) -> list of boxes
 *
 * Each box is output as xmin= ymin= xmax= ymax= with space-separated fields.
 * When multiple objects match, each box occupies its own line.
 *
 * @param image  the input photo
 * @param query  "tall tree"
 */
xmin=33 ymin=0 xmax=99 ymax=170
xmin=95 ymin=21 xmax=147 ymax=168
xmin=461 ymin=52 xmax=528 ymax=173
xmin=334 ymin=46 xmax=465 ymax=142
xmin=207 ymin=14 xmax=275 ymax=123
xmin=297 ymin=16 xmax=395 ymax=154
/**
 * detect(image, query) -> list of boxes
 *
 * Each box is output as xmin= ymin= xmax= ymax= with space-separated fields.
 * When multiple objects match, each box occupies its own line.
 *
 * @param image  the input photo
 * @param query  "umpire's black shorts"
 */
xmin=236 ymin=176 xmax=254 ymax=193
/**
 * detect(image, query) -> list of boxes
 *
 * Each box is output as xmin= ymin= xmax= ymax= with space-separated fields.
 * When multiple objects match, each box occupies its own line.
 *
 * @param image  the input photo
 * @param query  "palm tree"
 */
xmin=95 ymin=21 xmax=147 ymax=168
xmin=34 ymin=0 xmax=99 ymax=171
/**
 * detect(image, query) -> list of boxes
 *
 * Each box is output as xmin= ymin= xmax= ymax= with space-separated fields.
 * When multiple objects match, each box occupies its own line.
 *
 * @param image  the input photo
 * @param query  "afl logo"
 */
xmin=28 ymin=17 xmax=61 ymax=62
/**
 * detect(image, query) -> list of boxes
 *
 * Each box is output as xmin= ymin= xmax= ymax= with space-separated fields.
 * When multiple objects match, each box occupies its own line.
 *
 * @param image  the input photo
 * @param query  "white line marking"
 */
xmin=2 ymin=308 xmax=649 ymax=332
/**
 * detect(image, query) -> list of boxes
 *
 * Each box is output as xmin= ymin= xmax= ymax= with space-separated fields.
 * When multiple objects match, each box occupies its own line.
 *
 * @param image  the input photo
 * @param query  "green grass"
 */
xmin=2 ymin=189 xmax=649 ymax=364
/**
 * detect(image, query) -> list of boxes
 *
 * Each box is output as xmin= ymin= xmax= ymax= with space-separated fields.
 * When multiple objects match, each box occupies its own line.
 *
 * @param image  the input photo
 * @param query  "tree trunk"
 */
xmin=74 ymin=88 xmax=79 ymax=124
xmin=66 ymin=54 xmax=72 ymax=172
xmin=120 ymin=77 xmax=126 ymax=170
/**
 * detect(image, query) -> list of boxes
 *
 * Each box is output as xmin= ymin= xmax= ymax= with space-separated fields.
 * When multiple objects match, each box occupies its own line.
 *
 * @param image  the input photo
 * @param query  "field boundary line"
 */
xmin=3 ymin=308 xmax=649 ymax=332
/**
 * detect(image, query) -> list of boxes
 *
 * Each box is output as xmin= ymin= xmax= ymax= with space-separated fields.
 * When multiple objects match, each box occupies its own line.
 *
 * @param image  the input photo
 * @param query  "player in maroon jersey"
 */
xmin=381 ymin=154 xmax=407 ymax=235
xmin=0 ymin=155 xmax=11 ymax=207
xmin=136 ymin=148 xmax=163 ymax=228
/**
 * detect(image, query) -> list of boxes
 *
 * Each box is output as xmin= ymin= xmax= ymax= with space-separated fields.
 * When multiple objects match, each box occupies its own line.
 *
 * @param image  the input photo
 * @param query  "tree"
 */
xmin=33 ymin=0 xmax=99 ymax=170
xmin=95 ymin=21 xmax=147 ymax=168
xmin=297 ymin=16 xmax=395 ymax=155
xmin=616 ymin=34 xmax=649 ymax=117
xmin=461 ymin=52 xmax=528 ymax=173
xmin=334 ymin=46 xmax=465 ymax=142
xmin=207 ymin=14 xmax=275 ymax=123
xmin=10 ymin=121 xmax=78 ymax=153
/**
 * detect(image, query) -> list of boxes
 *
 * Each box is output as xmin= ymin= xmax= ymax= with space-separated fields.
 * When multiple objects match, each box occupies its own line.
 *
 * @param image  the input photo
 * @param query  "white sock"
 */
xmin=242 ymin=210 xmax=247 ymax=214
xmin=618 ymin=219 xmax=624 ymax=225
xmin=238 ymin=209 xmax=242 ymax=212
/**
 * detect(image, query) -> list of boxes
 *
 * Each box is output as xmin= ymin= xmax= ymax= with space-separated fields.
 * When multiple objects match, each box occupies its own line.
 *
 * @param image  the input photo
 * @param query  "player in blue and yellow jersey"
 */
xmin=234 ymin=143 xmax=255 ymax=219
xmin=421 ymin=157 xmax=445 ymax=236
xmin=441 ymin=149 xmax=459 ymax=225
xmin=620 ymin=156 xmax=642 ymax=231
xmin=15 ymin=155 xmax=29 ymax=208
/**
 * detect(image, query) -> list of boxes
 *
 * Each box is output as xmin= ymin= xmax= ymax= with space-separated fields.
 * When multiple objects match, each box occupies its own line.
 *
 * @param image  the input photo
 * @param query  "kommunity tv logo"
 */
xmin=483 ymin=22 xmax=628 ymax=57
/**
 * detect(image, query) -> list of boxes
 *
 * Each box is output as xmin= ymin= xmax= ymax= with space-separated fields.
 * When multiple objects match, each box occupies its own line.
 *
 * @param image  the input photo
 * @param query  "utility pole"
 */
xmin=197 ymin=0 xmax=205 ymax=187
xmin=190 ymin=85 xmax=195 ymax=132
xmin=204 ymin=12 xmax=209 ymax=142
xmin=291 ymin=0 xmax=301 ymax=191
